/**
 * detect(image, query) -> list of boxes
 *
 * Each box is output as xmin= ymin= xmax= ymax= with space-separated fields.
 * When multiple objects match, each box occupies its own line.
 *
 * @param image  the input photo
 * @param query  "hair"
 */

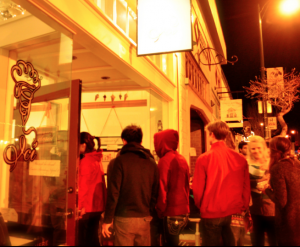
xmin=247 ymin=135 xmax=268 ymax=162
xmin=269 ymin=136 xmax=293 ymax=170
xmin=225 ymin=132 xmax=236 ymax=150
xmin=206 ymin=121 xmax=229 ymax=141
xmin=121 ymin=125 xmax=143 ymax=143
xmin=238 ymin=141 xmax=248 ymax=150
xmin=80 ymin=132 xmax=101 ymax=153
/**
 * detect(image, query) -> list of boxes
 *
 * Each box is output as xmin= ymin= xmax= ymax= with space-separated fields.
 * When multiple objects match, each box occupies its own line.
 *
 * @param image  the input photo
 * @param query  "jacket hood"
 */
xmin=84 ymin=150 xmax=103 ymax=162
xmin=121 ymin=142 xmax=154 ymax=159
xmin=154 ymin=129 xmax=179 ymax=158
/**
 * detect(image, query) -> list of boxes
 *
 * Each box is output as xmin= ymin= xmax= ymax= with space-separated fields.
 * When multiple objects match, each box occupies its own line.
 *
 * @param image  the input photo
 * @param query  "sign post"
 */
xmin=268 ymin=117 xmax=277 ymax=130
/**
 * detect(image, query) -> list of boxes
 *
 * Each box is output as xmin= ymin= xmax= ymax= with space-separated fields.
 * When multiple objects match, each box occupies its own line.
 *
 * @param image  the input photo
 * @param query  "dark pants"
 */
xmin=114 ymin=216 xmax=152 ymax=246
xmin=251 ymin=215 xmax=277 ymax=246
xmin=78 ymin=212 xmax=101 ymax=246
xmin=162 ymin=217 xmax=179 ymax=246
xmin=201 ymin=215 xmax=236 ymax=246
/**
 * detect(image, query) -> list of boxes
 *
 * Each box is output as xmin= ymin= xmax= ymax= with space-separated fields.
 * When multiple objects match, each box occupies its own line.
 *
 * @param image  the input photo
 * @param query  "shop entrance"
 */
xmin=190 ymin=108 xmax=206 ymax=176
xmin=0 ymin=2 xmax=81 ymax=245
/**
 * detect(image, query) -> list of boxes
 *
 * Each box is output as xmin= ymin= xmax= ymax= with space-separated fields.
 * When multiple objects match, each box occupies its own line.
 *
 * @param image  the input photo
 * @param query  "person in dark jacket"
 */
xmin=102 ymin=125 xmax=159 ymax=246
xmin=154 ymin=129 xmax=190 ymax=246
xmin=264 ymin=137 xmax=300 ymax=246
xmin=79 ymin=132 xmax=106 ymax=246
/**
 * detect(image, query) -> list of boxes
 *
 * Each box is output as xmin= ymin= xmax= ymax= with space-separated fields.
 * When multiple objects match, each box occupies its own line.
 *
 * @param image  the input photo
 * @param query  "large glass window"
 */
xmin=80 ymin=89 xmax=168 ymax=171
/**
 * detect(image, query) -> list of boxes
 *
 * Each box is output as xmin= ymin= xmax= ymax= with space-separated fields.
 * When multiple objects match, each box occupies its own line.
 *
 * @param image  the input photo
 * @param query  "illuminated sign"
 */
xmin=3 ymin=60 xmax=41 ymax=172
xmin=137 ymin=0 xmax=192 ymax=56
xmin=221 ymin=99 xmax=243 ymax=128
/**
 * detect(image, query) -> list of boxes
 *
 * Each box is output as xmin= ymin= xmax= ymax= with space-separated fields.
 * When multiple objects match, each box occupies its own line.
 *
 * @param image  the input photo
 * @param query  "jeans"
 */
xmin=114 ymin=216 xmax=152 ymax=246
xmin=78 ymin=212 xmax=101 ymax=246
xmin=201 ymin=215 xmax=236 ymax=246
xmin=251 ymin=215 xmax=277 ymax=246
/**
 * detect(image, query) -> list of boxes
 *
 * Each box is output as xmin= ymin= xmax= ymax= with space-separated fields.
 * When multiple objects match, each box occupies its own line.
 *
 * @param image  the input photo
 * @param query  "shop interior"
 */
xmin=0 ymin=2 xmax=168 ymax=245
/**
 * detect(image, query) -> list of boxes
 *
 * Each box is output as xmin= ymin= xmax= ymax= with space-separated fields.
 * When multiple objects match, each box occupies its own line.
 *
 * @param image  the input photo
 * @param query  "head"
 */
xmin=247 ymin=136 xmax=268 ymax=163
xmin=270 ymin=136 xmax=292 ymax=169
xmin=80 ymin=132 xmax=101 ymax=154
xmin=206 ymin=121 xmax=229 ymax=145
xmin=225 ymin=131 xmax=236 ymax=150
xmin=239 ymin=142 xmax=248 ymax=156
xmin=121 ymin=125 xmax=143 ymax=145
xmin=154 ymin=129 xmax=179 ymax=158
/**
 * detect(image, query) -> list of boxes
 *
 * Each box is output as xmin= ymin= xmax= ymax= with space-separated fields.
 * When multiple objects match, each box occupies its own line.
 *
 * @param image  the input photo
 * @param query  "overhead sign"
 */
xmin=268 ymin=117 xmax=277 ymax=130
xmin=267 ymin=67 xmax=284 ymax=98
xmin=137 ymin=0 xmax=192 ymax=56
xmin=221 ymin=99 xmax=243 ymax=121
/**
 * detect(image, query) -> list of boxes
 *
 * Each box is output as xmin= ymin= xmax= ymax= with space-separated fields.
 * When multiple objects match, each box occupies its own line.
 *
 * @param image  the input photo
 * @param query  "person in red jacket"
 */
xmin=192 ymin=121 xmax=250 ymax=246
xmin=154 ymin=129 xmax=190 ymax=246
xmin=79 ymin=132 xmax=106 ymax=246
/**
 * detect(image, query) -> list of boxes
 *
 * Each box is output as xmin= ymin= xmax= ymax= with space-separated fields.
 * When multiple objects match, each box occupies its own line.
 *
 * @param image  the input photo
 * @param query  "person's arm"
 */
xmin=156 ymin=159 xmax=169 ymax=218
xmin=242 ymin=162 xmax=251 ymax=210
xmin=151 ymin=163 xmax=160 ymax=217
xmin=103 ymin=157 xmax=123 ymax=224
xmin=269 ymin=166 xmax=287 ymax=209
xmin=78 ymin=159 xmax=92 ymax=214
xmin=192 ymin=157 xmax=206 ymax=209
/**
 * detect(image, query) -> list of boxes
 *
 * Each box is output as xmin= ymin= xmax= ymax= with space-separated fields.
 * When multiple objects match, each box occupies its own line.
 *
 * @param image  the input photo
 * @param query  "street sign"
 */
xmin=268 ymin=117 xmax=277 ymax=130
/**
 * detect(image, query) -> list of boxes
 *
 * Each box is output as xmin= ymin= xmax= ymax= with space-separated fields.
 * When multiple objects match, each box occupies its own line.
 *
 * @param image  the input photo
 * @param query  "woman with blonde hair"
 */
xmin=247 ymin=136 xmax=276 ymax=246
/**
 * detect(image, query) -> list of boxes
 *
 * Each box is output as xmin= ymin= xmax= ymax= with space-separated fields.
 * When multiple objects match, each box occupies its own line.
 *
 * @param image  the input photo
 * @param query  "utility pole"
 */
xmin=258 ymin=4 xmax=271 ymax=139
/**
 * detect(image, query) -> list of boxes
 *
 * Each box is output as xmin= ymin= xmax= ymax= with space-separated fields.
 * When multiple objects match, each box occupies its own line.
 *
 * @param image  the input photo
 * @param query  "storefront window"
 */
xmin=80 ymin=89 xmax=168 ymax=171
xmin=0 ymin=2 xmax=74 ymax=245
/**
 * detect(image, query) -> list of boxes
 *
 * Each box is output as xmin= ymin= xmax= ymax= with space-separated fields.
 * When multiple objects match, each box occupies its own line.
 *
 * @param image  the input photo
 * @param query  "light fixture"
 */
xmin=280 ymin=0 xmax=300 ymax=15
xmin=291 ymin=130 xmax=296 ymax=134
xmin=0 ymin=0 xmax=26 ymax=21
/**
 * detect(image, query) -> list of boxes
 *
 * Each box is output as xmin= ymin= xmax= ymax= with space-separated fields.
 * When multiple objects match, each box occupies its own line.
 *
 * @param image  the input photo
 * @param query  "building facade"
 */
xmin=0 ymin=0 xmax=231 ymax=245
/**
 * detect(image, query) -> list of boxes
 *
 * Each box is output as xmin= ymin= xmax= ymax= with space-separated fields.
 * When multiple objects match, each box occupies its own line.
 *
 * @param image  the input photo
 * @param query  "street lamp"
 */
xmin=258 ymin=0 xmax=300 ymax=139
xmin=280 ymin=0 xmax=300 ymax=15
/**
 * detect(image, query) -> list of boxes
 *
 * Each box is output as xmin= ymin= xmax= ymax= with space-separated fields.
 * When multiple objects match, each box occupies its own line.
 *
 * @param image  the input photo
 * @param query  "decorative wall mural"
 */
xmin=3 ymin=60 xmax=41 ymax=172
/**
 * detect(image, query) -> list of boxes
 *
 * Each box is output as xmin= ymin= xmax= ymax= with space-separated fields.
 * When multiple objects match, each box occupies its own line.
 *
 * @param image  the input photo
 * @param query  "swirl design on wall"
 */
xmin=3 ymin=60 xmax=41 ymax=172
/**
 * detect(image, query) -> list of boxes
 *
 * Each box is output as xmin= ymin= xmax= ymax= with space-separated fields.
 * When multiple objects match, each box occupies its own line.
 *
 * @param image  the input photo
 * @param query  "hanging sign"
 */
xmin=267 ymin=67 xmax=284 ymax=98
xmin=221 ymin=100 xmax=243 ymax=127
xmin=137 ymin=0 xmax=193 ymax=56
xmin=268 ymin=117 xmax=277 ymax=130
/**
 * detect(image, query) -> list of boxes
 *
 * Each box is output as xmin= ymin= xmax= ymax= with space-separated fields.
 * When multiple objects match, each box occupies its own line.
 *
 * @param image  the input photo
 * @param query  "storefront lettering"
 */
xmin=3 ymin=60 xmax=41 ymax=172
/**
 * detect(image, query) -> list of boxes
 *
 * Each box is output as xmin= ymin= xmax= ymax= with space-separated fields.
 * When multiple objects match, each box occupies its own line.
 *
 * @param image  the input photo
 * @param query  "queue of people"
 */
xmin=78 ymin=121 xmax=300 ymax=246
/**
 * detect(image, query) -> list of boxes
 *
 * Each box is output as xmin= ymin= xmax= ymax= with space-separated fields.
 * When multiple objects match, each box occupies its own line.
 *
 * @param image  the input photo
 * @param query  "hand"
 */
xmin=102 ymin=222 xmax=113 ymax=238
xmin=79 ymin=208 xmax=86 ymax=219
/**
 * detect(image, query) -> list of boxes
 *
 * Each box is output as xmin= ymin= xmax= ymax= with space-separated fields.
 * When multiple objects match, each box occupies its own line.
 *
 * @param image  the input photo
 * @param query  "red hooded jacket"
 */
xmin=193 ymin=141 xmax=250 ymax=218
xmin=79 ymin=151 xmax=107 ymax=213
xmin=154 ymin=130 xmax=190 ymax=218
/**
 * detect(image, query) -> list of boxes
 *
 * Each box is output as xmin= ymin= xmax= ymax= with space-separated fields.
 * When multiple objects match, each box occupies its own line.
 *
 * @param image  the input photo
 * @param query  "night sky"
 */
xmin=216 ymin=0 xmax=300 ymax=132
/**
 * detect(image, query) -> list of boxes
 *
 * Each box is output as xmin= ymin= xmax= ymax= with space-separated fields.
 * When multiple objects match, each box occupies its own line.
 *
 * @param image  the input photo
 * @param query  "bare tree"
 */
xmin=244 ymin=69 xmax=300 ymax=137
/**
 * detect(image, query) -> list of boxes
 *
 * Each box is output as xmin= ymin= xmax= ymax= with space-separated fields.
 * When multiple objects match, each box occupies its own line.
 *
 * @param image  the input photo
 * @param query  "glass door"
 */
xmin=2 ymin=76 xmax=81 ymax=246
